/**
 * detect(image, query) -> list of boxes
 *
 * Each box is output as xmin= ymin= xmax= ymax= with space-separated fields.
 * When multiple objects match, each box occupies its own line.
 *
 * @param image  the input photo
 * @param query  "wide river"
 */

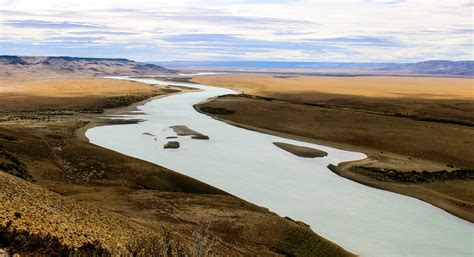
xmin=86 ymin=77 xmax=472 ymax=257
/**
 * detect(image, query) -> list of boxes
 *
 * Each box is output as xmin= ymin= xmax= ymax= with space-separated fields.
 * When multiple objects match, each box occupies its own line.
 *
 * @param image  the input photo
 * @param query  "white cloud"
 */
xmin=0 ymin=0 xmax=472 ymax=61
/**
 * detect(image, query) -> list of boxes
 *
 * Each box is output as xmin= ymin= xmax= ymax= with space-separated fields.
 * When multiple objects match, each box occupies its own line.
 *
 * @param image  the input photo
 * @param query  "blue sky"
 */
xmin=0 ymin=0 xmax=472 ymax=62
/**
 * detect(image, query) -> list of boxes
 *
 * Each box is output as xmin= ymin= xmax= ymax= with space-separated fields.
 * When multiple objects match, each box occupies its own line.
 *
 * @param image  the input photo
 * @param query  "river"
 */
xmin=85 ymin=77 xmax=472 ymax=257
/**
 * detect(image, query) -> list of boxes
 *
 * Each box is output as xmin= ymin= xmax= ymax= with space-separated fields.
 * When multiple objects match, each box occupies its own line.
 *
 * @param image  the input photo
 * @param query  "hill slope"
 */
xmin=0 ymin=56 xmax=176 ymax=78
xmin=0 ymin=171 xmax=156 ymax=255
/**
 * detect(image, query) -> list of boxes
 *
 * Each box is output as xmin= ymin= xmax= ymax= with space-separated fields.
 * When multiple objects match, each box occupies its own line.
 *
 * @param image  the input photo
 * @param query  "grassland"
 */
xmin=194 ymin=74 xmax=474 ymax=222
xmin=193 ymin=74 xmax=473 ymax=98
xmin=0 ymin=76 xmax=352 ymax=256
xmin=194 ymin=74 xmax=474 ymax=125
xmin=0 ymin=77 xmax=177 ymax=111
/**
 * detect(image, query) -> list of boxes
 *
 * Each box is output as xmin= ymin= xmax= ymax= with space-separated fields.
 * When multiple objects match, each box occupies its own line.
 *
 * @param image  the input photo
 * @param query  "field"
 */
xmin=194 ymin=74 xmax=474 ymax=125
xmin=0 ymin=77 xmax=177 ymax=111
xmin=194 ymin=74 xmax=474 ymax=222
xmin=0 ymin=76 xmax=351 ymax=256
xmin=193 ymin=74 xmax=472 ymax=98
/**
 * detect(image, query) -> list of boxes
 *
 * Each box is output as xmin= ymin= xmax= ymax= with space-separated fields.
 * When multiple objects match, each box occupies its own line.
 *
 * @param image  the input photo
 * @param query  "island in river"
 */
xmin=273 ymin=142 xmax=328 ymax=158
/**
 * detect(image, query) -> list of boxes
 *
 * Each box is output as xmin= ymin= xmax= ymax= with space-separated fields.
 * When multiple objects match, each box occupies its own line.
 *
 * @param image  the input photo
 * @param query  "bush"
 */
xmin=126 ymin=230 xmax=187 ymax=257
xmin=126 ymin=222 xmax=220 ymax=257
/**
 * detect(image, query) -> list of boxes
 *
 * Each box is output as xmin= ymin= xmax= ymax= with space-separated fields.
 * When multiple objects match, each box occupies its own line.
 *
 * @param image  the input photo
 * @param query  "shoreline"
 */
xmin=328 ymin=165 xmax=473 ymax=223
xmin=194 ymin=103 xmax=473 ymax=222
xmin=76 ymin=85 xmax=197 ymax=141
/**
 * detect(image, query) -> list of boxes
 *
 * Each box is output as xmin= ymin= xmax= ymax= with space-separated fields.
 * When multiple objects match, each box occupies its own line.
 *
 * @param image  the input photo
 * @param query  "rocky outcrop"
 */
xmin=164 ymin=141 xmax=180 ymax=149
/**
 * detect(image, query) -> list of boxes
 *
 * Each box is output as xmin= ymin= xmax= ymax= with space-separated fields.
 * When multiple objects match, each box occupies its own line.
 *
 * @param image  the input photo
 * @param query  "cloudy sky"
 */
xmin=0 ymin=0 xmax=472 ymax=62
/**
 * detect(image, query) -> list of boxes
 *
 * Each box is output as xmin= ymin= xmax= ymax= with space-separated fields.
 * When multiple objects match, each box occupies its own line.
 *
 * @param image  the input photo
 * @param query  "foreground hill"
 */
xmin=0 ymin=55 xmax=175 ymax=79
xmin=0 ymin=171 xmax=154 ymax=255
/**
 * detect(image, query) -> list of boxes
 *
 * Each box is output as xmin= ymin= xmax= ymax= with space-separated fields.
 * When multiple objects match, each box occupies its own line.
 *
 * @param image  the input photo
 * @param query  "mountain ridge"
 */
xmin=0 ymin=55 xmax=176 ymax=78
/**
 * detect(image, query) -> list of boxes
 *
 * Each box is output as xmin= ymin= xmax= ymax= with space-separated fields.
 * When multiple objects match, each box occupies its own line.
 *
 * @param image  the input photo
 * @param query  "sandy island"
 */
xmin=274 ymin=142 xmax=328 ymax=158
xmin=170 ymin=125 xmax=210 ymax=140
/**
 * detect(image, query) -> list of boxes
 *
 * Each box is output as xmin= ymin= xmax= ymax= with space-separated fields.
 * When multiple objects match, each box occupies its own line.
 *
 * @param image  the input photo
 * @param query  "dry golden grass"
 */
xmin=0 ymin=78 xmax=161 ymax=111
xmin=194 ymin=74 xmax=474 ymax=124
xmin=193 ymin=74 xmax=473 ymax=100
xmin=0 ymin=78 xmax=156 ymax=97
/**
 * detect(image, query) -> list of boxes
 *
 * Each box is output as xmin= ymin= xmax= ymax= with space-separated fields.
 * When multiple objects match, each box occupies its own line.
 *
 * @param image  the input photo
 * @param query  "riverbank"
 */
xmin=195 ymin=86 xmax=474 ymax=222
xmin=89 ymin=77 xmax=472 ymax=256
xmin=193 ymin=74 xmax=474 ymax=126
xmin=0 ymin=76 xmax=352 ymax=255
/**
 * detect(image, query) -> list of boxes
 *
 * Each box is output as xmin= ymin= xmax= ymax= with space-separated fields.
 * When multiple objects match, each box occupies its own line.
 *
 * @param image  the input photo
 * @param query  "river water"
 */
xmin=86 ymin=77 xmax=472 ymax=257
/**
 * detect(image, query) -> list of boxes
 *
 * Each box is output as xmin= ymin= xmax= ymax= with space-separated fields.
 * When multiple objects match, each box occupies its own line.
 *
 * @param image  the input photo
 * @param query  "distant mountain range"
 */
xmin=0 ymin=56 xmax=175 ymax=78
xmin=1 ymin=56 xmax=471 ymax=78
xmin=378 ymin=60 xmax=474 ymax=76
xmin=156 ymin=60 xmax=474 ymax=76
